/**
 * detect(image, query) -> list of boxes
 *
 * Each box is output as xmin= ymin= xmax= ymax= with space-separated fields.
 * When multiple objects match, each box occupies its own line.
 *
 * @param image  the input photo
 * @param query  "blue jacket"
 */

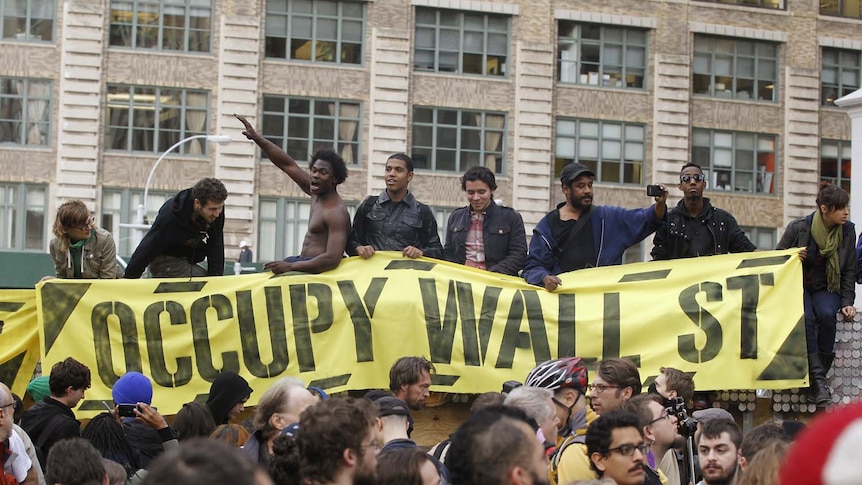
xmin=523 ymin=203 xmax=663 ymax=286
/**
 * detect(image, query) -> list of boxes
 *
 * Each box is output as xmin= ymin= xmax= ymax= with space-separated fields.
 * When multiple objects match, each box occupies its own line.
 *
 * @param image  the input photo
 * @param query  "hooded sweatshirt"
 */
xmin=124 ymin=188 xmax=225 ymax=279
xmin=206 ymin=372 xmax=253 ymax=425
xmin=20 ymin=397 xmax=80 ymax=460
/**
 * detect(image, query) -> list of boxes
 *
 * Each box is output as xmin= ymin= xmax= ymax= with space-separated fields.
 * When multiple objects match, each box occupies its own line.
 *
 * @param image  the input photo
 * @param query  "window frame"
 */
xmin=554 ymin=118 xmax=647 ymax=186
xmin=821 ymin=47 xmax=861 ymax=107
xmin=692 ymin=0 xmax=784 ymax=10
xmin=0 ymin=77 xmax=52 ymax=147
xmin=258 ymin=197 xmax=359 ymax=261
xmin=0 ymin=0 xmax=55 ymax=42
xmin=102 ymin=187 xmax=173 ymax=258
xmin=104 ymin=85 xmax=211 ymax=155
xmin=411 ymin=106 xmax=507 ymax=174
xmin=413 ymin=7 xmax=510 ymax=77
xmin=0 ymin=182 xmax=47 ymax=251
xmin=557 ymin=21 xmax=648 ymax=90
xmin=264 ymin=0 xmax=365 ymax=65
xmin=108 ymin=0 xmax=213 ymax=53
xmin=691 ymin=128 xmax=778 ymax=195
xmin=260 ymin=95 xmax=362 ymax=165
xmin=820 ymin=139 xmax=852 ymax=195
xmin=741 ymin=226 xmax=776 ymax=249
xmin=820 ymin=0 xmax=862 ymax=19
xmin=692 ymin=35 xmax=779 ymax=102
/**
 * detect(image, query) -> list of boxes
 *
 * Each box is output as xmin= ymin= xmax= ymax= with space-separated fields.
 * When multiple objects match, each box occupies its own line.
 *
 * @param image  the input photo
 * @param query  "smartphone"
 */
xmin=646 ymin=184 xmax=663 ymax=197
xmin=117 ymin=404 xmax=140 ymax=417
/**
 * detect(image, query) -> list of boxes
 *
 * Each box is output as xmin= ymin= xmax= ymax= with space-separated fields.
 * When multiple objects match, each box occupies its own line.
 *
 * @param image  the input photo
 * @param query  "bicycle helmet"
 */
xmin=524 ymin=357 xmax=588 ymax=393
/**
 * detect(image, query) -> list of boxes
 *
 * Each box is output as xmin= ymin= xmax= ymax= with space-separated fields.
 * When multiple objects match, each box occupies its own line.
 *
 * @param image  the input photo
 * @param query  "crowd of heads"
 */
xmin=4 ymin=352 xmax=858 ymax=485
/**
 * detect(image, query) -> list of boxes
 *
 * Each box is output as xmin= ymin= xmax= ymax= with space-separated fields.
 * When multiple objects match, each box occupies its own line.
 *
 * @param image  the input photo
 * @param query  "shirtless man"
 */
xmin=237 ymin=115 xmax=350 ymax=274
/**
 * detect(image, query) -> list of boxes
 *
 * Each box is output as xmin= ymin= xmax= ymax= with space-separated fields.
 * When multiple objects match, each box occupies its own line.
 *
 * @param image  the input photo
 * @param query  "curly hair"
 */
xmin=49 ymin=357 xmax=91 ymax=397
xmin=191 ymin=178 xmax=227 ymax=206
xmin=460 ymin=166 xmax=497 ymax=191
xmin=298 ymin=397 xmax=378 ymax=483
xmin=310 ymin=149 xmax=348 ymax=185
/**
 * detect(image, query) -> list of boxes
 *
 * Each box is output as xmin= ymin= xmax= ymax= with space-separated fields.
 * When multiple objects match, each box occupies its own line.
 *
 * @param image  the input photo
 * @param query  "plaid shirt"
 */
xmin=465 ymin=212 xmax=486 ymax=270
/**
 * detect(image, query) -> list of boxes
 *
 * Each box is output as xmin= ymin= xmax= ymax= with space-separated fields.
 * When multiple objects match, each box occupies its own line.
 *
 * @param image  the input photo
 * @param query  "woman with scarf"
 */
xmin=46 ymin=200 xmax=118 ymax=279
xmin=777 ymin=182 xmax=856 ymax=406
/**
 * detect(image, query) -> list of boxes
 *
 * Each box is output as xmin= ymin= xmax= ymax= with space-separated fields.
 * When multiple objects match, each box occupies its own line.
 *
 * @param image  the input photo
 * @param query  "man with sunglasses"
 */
xmin=587 ymin=410 xmax=662 ymax=485
xmin=651 ymin=163 xmax=756 ymax=260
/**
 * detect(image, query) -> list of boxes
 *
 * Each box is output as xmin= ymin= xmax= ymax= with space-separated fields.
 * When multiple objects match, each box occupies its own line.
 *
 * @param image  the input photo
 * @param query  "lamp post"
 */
xmin=123 ymin=134 xmax=232 ymax=248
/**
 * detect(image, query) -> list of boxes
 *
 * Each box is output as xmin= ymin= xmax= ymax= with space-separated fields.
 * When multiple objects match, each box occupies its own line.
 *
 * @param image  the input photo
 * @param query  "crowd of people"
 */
xmin=3 ymin=355 xmax=860 ymax=485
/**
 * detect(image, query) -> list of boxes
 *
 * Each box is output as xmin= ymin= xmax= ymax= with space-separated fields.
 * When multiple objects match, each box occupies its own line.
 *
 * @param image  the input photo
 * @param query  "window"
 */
xmin=102 ymin=188 xmax=172 ymax=257
xmin=109 ymin=0 xmax=212 ymax=52
xmin=555 ymin=119 xmax=645 ymax=184
xmin=741 ymin=226 xmax=776 ymax=249
xmin=694 ymin=0 xmax=783 ymax=9
xmin=1 ymin=0 xmax=54 ymax=41
xmin=105 ymin=85 xmax=210 ymax=155
xmin=262 ymin=96 xmax=361 ymax=164
xmin=414 ymin=7 xmax=508 ymax=76
xmin=821 ymin=0 xmax=862 ymax=19
xmin=822 ymin=48 xmax=860 ymax=106
xmin=411 ymin=107 xmax=506 ymax=174
xmin=265 ymin=0 xmax=363 ymax=64
xmin=821 ymin=139 xmax=851 ymax=195
xmin=693 ymin=36 xmax=777 ymax=102
xmin=0 ymin=182 xmax=46 ymax=250
xmin=691 ymin=128 xmax=777 ymax=194
xmin=0 ymin=77 xmax=51 ymax=146
xmin=558 ymin=22 xmax=647 ymax=89
xmin=624 ymin=240 xmax=647 ymax=264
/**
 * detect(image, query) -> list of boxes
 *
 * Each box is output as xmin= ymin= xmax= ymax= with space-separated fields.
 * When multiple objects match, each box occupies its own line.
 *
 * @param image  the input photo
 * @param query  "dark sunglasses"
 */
xmin=680 ymin=174 xmax=705 ymax=183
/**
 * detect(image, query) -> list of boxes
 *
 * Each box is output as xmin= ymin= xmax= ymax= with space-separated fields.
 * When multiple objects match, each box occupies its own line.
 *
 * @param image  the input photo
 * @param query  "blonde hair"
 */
xmin=52 ymin=200 xmax=93 ymax=251
xmin=737 ymin=439 xmax=789 ymax=485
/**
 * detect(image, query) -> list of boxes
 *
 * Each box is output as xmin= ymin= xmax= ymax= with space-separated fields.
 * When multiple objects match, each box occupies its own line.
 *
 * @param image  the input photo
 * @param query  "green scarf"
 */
xmin=810 ymin=210 xmax=842 ymax=293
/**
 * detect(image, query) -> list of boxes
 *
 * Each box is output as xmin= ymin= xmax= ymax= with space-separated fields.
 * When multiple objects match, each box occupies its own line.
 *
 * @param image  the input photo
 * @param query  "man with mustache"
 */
xmin=523 ymin=162 xmax=667 ymax=291
xmin=651 ymin=162 xmax=756 ymax=260
xmin=696 ymin=419 xmax=742 ymax=485
xmin=587 ymin=410 xmax=662 ymax=485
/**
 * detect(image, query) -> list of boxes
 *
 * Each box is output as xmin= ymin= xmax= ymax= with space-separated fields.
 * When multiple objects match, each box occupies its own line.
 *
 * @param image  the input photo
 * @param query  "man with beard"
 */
xmin=348 ymin=153 xmax=443 ymax=260
xmin=523 ymin=162 xmax=667 ymax=290
xmin=237 ymin=115 xmax=351 ymax=274
xmin=389 ymin=356 xmax=434 ymax=411
xmin=125 ymin=177 xmax=227 ymax=278
xmin=297 ymin=397 xmax=379 ymax=485
xmin=696 ymin=419 xmax=742 ymax=485
xmin=587 ymin=410 xmax=660 ymax=485
xmin=651 ymin=163 xmax=756 ymax=260
xmin=448 ymin=406 xmax=550 ymax=485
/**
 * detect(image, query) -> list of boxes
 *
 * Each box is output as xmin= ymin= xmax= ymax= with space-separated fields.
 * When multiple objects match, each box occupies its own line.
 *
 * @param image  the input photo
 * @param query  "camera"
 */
xmin=117 ymin=404 xmax=141 ymax=417
xmin=646 ymin=184 xmax=663 ymax=197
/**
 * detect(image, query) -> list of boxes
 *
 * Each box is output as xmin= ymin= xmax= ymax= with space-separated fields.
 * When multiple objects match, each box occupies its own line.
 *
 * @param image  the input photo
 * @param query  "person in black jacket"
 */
xmin=444 ymin=166 xmax=526 ymax=276
xmin=124 ymin=177 xmax=227 ymax=278
xmin=652 ymin=163 xmax=756 ymax=260
xmin=21 ymin=358 xmax=90 ymax=463
xmin=777 ymin=182 xmax=856 ymax=406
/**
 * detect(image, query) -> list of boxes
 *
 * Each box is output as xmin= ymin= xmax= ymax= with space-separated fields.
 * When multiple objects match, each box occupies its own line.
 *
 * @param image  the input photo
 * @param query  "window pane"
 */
xmin=415 ymin=8 xmax=509 ymax=77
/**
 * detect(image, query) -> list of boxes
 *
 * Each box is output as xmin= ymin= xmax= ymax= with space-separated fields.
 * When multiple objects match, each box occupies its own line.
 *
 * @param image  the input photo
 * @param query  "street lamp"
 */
xmin=122 ymin=134 xmax=232 ymax=247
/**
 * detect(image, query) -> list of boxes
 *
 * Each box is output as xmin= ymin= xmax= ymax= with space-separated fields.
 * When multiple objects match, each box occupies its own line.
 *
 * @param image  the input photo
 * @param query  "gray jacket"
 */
xmin=50 ymin=226 xmax=119 ymax=279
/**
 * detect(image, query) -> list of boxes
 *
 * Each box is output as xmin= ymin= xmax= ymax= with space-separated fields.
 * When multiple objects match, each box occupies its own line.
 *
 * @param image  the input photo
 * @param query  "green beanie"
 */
xmin=26 ymin=376 xmax=50 ymax=402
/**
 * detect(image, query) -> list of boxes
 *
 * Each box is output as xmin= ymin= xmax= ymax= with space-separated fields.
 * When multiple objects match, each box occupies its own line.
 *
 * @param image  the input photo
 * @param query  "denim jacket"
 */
xmin=348 ymin=191 xmax=444 ymax=258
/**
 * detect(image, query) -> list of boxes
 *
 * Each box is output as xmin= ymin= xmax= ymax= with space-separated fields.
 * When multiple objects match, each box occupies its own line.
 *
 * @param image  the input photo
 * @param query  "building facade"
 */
xmin=0 ymin=0 xmax=858 ymax=263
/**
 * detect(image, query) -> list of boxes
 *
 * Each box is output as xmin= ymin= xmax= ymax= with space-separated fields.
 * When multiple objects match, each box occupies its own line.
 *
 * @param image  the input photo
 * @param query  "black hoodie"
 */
xmin=206 ymin=372 xmax=253 ymax=425
xmin=20 ymin=397 xmax=81 ymax=460
xmin=124 ymin=188 xmax=225 ymax=279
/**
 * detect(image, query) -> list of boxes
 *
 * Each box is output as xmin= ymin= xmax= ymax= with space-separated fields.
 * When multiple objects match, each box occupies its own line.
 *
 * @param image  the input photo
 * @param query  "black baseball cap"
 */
xmin=376 ymin=396 xmax=411 ymax=418
xmin=560 ymin=162 xmax=595 ymax=184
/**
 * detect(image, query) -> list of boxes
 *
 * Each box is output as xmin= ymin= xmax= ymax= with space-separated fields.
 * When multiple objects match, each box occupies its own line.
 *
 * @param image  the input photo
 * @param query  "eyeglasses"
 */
xmin=72 ymin=216 xmax=94 ymax=232
xmin=680 ymin=174 xmax=706 ymax=183
xmin=587 ymin=383 xmax=619 ymax=393
xmin=648 ymin=412 xmax=672 ymax=425
xmin=605 ymin=442 xmax=650 ymax=457
xmin=360 ymin=441 xmax=380 ymax=452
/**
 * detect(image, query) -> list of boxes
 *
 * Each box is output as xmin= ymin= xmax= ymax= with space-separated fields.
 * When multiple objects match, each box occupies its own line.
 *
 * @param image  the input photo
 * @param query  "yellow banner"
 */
xmin=27 ymin=249 xmax=806 ymax=417
xmin=0 ymin=290 xmax=41 ymax=397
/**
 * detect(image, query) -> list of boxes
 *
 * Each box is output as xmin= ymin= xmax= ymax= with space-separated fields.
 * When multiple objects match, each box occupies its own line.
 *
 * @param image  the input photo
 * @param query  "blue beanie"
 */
xmin=112 ymin=372 xmax=153 ymax=405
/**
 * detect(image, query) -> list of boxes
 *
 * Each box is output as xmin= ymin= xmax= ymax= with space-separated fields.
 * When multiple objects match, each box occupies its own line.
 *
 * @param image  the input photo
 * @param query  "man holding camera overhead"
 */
xmin=523 ymin=162 xmax=667 ymax=291
xmin=651 ymin=163 xmax=756 ymax=260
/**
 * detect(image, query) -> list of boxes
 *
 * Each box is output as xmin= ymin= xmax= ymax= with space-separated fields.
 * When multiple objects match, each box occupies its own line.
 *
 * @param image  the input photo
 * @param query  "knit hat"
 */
xmin=307 ymin=386 xmax=329 ymax=400
xmin=779 ymin=402 xmax=862 ymax=485
xmin=26 ymin=376 xmax=50 ymax=402
xmin=112 ymin=372 xmax=153 ymax=405
xmin=206 ymin=372 xmax=253 ymax=425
